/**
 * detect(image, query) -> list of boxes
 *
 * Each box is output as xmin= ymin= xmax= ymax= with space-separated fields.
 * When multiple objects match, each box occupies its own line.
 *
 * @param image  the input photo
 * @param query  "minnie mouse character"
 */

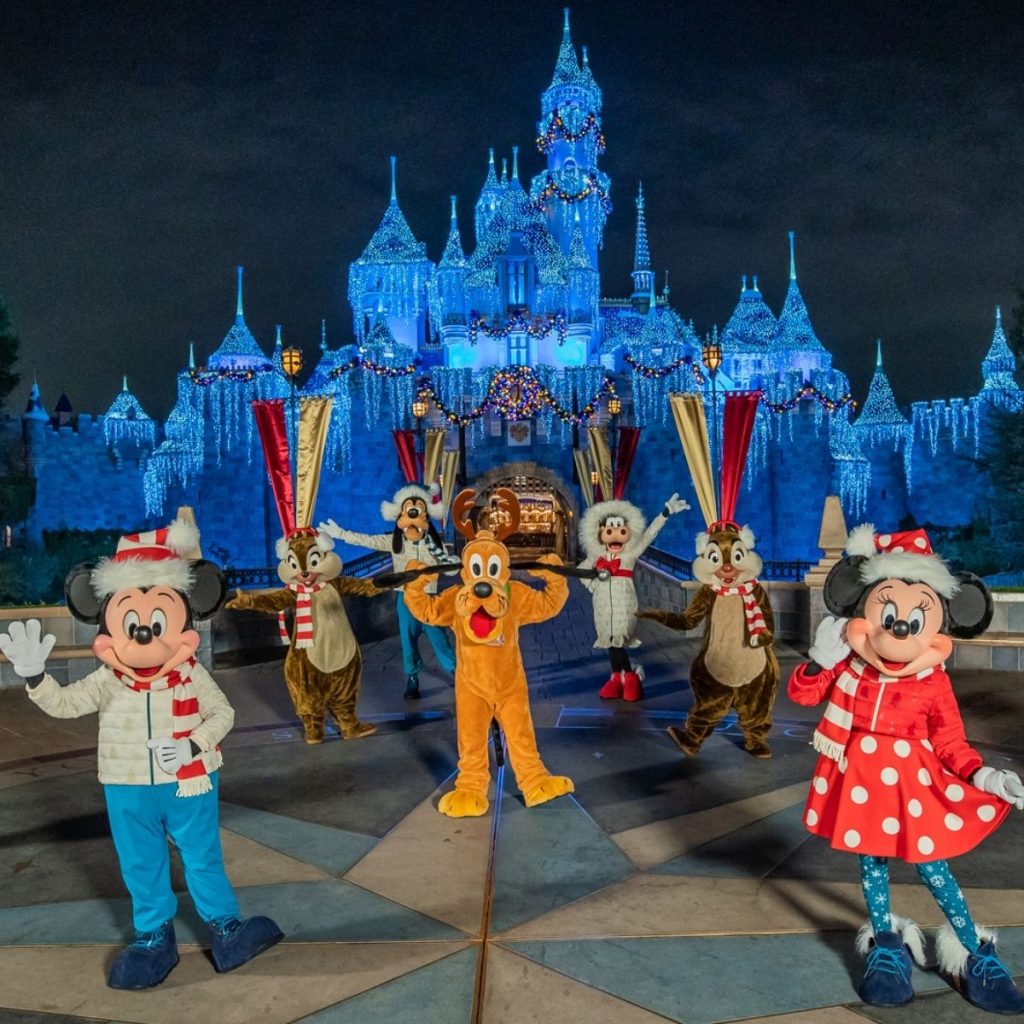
xmin=790 ymin=525 xmax=1023 ymax=1014
xmin=320 ymin=483 xmax=457 ymax=700
xmin=0 ymin=520 xmax=282 ymax=990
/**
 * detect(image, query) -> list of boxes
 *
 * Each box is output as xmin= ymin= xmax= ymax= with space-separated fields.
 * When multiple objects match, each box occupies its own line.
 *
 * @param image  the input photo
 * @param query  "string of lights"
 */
xmin=535 ymin=108 xmax=606 ymax=154
xmin=467 ymin=311 xmax=568 ymax=347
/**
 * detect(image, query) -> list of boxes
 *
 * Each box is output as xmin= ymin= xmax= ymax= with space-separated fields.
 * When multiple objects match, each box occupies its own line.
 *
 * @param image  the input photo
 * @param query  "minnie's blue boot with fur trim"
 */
xmin=938 ymin=924 xmax=1024 ymax=1015
xmin=208 ymin=915 xmax=283 ymax=973
xmin=856 ymin=917 xmax=925 ymax=1007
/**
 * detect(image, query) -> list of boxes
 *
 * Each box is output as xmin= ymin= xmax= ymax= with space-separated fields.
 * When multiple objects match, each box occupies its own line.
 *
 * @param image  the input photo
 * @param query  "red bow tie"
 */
xmin=595 ymin=556 xmax=633 ymax=578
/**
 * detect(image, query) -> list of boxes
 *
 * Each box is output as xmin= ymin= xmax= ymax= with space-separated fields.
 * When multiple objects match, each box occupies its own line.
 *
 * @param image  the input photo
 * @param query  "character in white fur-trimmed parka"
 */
xmin=320 ymin=484 xmax=457 ymax=700
xmin=578 ymin=493 xmax=689 ymax=701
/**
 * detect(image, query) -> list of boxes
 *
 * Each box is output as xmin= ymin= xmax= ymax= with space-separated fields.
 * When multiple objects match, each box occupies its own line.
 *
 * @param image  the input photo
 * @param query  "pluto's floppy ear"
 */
xmin=391 ymin=525 xmax=404 ymax=555
xmin=946 ymin=572 xmax=993 ymax=639
xmin=823 ymin=556 xmax=870 ymax=617
xmin=65 ymin=563 xmax=103 ymax=624
xmin=188 ymin=560 xmax=227 ymax=620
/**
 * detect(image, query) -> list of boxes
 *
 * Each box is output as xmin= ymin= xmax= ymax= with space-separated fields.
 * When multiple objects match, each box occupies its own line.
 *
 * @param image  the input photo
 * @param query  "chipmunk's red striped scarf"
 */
xmin=278 ymin=582 xmax=326 ymax=647
xmin=711 ymin=580 xmax=767 ymax=640
xmin=116 ymin=657 xmax=221 ymax=797
xmin=812 ymin=657 xmax=939 ymax=763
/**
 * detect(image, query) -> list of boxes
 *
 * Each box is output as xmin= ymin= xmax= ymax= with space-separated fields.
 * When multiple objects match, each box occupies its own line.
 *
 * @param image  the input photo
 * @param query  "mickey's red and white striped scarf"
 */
xmin=812 ymin=656 xmax=939 ymax=763
xmin=711 ymin=580 xmax=767 ymax=640
xmin=278 ymin=582 xmax=325 ymax=648
xmin=116 ymin=657 xmax=221 ymax=797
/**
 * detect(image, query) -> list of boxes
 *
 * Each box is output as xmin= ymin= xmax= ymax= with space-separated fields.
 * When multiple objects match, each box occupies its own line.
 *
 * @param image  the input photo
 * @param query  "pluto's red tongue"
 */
xmin=469 ymin=608 xmax=495 ymax=638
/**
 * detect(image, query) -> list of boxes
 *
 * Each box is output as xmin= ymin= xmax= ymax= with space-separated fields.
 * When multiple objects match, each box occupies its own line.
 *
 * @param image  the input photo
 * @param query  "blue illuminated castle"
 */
xmin=7 ymin=10 xmax=1022 ymax=574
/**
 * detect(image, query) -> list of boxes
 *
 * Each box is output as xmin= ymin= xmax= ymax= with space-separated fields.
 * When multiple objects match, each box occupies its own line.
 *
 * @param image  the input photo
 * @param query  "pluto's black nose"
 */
xmin=473 ymin=582 xmax=493 ymax=599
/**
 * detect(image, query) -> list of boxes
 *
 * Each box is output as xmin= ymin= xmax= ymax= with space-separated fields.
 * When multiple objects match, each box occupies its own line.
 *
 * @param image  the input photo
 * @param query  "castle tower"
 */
xmin=474 ymin=149 xmax=503 ymax=245
xmin=978 ymin=305 xmax=1023 ymax=408
xmin=205 ymin=266 xmax=272 ymax=371
xmin=437 ymin=195 xmax=469 ymax=327
xmin=630 ymin=183 xmax=655 ymax=311
xmin=103 ymin=375 xmax=157 ymax=460
xmin=348 ymin=156 xmax=433 ymax=348
xmin=721 ymin=275 xmax=777 ymax=388
xmin=531 ymin=9 xmax=610 ymax=270
xmin=567 ymin=210 xmax=598 ymax=322
xmin=770 ymin=232 xmax=831 ymax=380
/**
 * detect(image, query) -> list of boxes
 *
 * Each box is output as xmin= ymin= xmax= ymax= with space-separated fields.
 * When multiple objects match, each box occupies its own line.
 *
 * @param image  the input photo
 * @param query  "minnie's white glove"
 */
xmin=147 ymin=737 xmax=195 ymax=776
xmin=808 ymin=615 xmax=851 ymax=670
xmin=973 ymin=767 xmax=1024 ymax=810
xmin=0 ymin=620 xmax=56 ymax=679
xmin=317 ymin=519 xmax=345 ymax=540
xmin=663 ymin=493 xmax=690 ymax=516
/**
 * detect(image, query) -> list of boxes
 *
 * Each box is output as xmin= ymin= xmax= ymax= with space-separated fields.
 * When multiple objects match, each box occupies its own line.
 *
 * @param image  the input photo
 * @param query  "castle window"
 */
xmin=509 ymin=335 xmax=528 ymax=364
xmin=509 ymin=262 xmax=527 ymax=307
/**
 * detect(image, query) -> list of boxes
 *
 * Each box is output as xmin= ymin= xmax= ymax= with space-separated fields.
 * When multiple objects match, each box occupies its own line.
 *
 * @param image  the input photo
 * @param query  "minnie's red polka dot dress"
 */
xmin=790 ymin=658 xmax=1010 ymax=862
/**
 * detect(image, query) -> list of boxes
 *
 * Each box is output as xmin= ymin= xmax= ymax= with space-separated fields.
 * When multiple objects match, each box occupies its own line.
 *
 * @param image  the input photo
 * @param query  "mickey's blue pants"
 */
xmin=397 ymin=591 xmax=456 ymax=676
xmin=104 ymin=773 xmax=239 ymax=933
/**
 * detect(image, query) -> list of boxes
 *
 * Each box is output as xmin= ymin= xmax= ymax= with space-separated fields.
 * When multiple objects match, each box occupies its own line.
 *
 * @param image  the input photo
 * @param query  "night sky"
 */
xmin=2 ymin=0 xmax=1022 ymax=419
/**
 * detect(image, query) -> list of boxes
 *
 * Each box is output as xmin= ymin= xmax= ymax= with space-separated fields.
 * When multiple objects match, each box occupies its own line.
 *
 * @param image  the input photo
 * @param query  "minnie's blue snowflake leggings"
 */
xmin=859 ymin=854 xmax=979 ymax=949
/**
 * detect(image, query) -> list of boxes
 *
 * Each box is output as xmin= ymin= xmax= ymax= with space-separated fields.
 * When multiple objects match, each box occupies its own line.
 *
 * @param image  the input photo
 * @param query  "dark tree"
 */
xmin=0 ymin=295 xmax=20 ymax=406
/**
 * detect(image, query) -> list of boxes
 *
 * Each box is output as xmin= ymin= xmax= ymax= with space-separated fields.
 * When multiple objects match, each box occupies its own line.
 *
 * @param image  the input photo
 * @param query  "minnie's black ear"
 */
xmin=188 ymin=560 xmax=227 ymax=620
xmin=946 ymin=572 xmax=993 ymax=639
xmin=65 ymin=563 xmax=102 ymax=624
xmin=823 ymin=556 xmax=870 ymax=617
xmin=391 ymin=526 xmax=404 ymax=555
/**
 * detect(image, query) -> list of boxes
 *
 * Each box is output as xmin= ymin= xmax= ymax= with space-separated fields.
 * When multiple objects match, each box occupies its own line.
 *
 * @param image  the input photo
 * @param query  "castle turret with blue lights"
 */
xmin=6 ymin=9 xmax=1021 ymax=577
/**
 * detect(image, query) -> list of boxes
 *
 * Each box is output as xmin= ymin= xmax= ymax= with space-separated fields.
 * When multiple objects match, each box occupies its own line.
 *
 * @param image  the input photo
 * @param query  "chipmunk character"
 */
xmin=226 ymin=527 xmax=380 ymax=744
xmin=320 ymin=483 xmax=456 ymax=700
xmin=0 ymin=521 xmax=282 ymax=990
xmin=403 ymin=488 xmax=573 ymax=818
xmin=639 ymin=521 xmax=779 ymax=758
xmin=578 ymin=493 xmax=689 ymax=702
xmin=789 ymin=526 xmax=1023 ymax=1014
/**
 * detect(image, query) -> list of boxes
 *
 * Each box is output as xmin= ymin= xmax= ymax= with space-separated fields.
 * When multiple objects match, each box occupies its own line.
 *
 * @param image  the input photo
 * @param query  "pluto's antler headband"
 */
xmin=669 ymin=390 xmax=761 ymax=531
xmin=253 ymin=397 xmax=333 ymax=537
xmin=451 ymin=487 xmax=520 ymax=543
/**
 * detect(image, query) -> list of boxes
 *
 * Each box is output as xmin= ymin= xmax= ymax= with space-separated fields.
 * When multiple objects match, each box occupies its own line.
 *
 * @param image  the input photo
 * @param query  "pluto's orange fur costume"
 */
xmin=403 ymin=488 xmax=573 ymax=818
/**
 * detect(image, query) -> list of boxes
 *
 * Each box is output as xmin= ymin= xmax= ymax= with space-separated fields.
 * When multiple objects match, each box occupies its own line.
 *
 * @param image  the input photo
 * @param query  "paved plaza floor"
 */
xmin=0 ymin=588 xmax=1022 ymax=1023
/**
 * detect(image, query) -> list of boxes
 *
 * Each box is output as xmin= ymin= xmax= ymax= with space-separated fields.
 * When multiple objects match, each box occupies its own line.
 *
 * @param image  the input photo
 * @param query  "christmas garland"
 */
xmin=533 ymin=172 xmax=612 ymax=215
xmin=467 ymin=311 xmax=567 ymax=347
xmin=535 ymin=109 xmax=606 ymax=154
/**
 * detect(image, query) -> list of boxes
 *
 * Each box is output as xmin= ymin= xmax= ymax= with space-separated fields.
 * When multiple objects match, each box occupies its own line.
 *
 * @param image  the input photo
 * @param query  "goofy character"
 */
xmin=321 ymin=483 xmax=457 ymax=699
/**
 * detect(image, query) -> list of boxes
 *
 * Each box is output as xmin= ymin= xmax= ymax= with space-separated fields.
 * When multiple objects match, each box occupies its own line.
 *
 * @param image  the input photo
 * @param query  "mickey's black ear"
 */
xmin=823 ymin=556 xmax=869 ymax=617
xmin=946 ymin=572 xmax=993 ymax=639
xmin=391 ymin=526 xmax=404 ymax=555
xmin=65 ymin=563 xmax=102 ymax=624
xmin=188 ymin=560 xmax=227 ymax=620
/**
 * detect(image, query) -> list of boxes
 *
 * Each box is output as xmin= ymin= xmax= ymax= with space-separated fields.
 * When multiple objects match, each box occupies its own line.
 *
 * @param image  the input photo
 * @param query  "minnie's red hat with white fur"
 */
xmin=90 ymin=519 xmax=200 ymax=598
xmin=846 ymin=523 xmax=958 ymax=599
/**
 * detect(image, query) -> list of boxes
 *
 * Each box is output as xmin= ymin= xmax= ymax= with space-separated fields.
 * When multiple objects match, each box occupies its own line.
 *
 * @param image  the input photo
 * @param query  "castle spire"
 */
xmin=663 ymin=269 xmax=671 ymax=298
xmin=550 ymin=7 xmax=580 ymax=86
xmin=511 ymin=145 xmax=520 ymax=184
xmin=789 ymin=230 xmax=797 ymax=281
xmin=389 ymin=155 xmax=397 ymax=203
xmin=630 ymin=181 xmax=655 ymax=308
xmin=320 ymin=319 xmax=327 ymax=352
xmin=980 ymin=304 xmax=1021 ymax=397
xmin=876 ymin=338 xmax=883 ymax=367
xmin=856 ymin=339 xmax=907 ymax=429
xmin=235 ymin=265 xmax=244 ymax=319
xmin=500 ymin=157 xmax=508 ymax=186
xmin=275 ymin=324 xmax=282 ymax=348
xmin=122 ymin=374 xmax=128 ymax=392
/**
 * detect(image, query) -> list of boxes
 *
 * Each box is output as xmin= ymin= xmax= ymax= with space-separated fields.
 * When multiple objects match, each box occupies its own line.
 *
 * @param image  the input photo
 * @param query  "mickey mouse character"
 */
xmin=578 ymin=494 xmax=689 ymax=701
xmin=789 ymin=525 xmax=1023 ymax=1013
xmin=0 ymin=521 xmax=282 ymax=990
xmin=320 ymin=483 xmax=457 ymax=700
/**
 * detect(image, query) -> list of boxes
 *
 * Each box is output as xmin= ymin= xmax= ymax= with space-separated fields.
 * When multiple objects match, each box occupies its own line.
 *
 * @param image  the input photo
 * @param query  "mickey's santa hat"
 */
xmin=846 ymin=523 xmax=959 ymax=598
xmin=90 ymin=519 xmax=200 ymax=598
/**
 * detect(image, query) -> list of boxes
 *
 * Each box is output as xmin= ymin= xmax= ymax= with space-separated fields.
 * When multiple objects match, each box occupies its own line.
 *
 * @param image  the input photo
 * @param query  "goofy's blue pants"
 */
xmin=397 ymin=591 xmax=456 ymax=676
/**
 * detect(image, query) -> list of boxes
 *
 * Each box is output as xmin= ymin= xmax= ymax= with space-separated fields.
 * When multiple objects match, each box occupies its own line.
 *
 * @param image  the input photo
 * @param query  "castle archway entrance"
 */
xmin=472 ymin=462 xmax=580 ymax=562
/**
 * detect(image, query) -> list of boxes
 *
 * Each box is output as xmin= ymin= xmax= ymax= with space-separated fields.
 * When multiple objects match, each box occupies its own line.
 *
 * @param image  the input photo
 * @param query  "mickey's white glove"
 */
xmin=973 ymin=767 xmax=1024 ymax=810
xmin=317 ymin=519 xmax=345 ymax=540
xmin=147 ymin=737 xmax=195 ymax=776
xmin=0 ymin=620 xmax=56 ymax=679
xmin=663 ymin=493 xmax=690 ymax=516
xmin=808 ymin=615 xmax=851 ymax=670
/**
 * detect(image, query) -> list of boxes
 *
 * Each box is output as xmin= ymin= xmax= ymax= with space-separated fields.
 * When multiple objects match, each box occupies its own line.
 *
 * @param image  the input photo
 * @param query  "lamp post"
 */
xmin=607 ymin=393 xmax=621 ymax=495
xmin=412 ymin=394 xmax=428 ymax=481
xmin=701 ymin=333 xmax=723 ymax=482
xmin=282 ymin=346 xmax=303 ymax=516
xmin=457 ymin=396 xmax=468 ymax=487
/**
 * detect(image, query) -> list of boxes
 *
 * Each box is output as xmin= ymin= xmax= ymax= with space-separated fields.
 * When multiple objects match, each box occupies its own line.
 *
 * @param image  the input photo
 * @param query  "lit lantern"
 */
xmin=282 ymin=347 xmax=303 ymax=378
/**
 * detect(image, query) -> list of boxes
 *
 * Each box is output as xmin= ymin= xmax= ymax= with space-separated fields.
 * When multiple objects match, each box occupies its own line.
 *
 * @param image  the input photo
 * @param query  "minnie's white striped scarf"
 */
xmin=711 ymin=580 xmax=767 ymax=640
xmin=279 ymin=582 xmax=326 ymax=648
xmin=812 ymin=656 xmax=939 ymax=763
xmin=115 ymin=657 xmax=222 ymax=797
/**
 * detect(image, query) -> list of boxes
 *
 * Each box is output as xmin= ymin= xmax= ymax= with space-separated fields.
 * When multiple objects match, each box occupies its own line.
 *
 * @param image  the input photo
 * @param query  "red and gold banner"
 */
xmin=719 ymin=391 xmax=761 ymax=526
xmin=253 ymin=400 xmax=295 ymax=536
